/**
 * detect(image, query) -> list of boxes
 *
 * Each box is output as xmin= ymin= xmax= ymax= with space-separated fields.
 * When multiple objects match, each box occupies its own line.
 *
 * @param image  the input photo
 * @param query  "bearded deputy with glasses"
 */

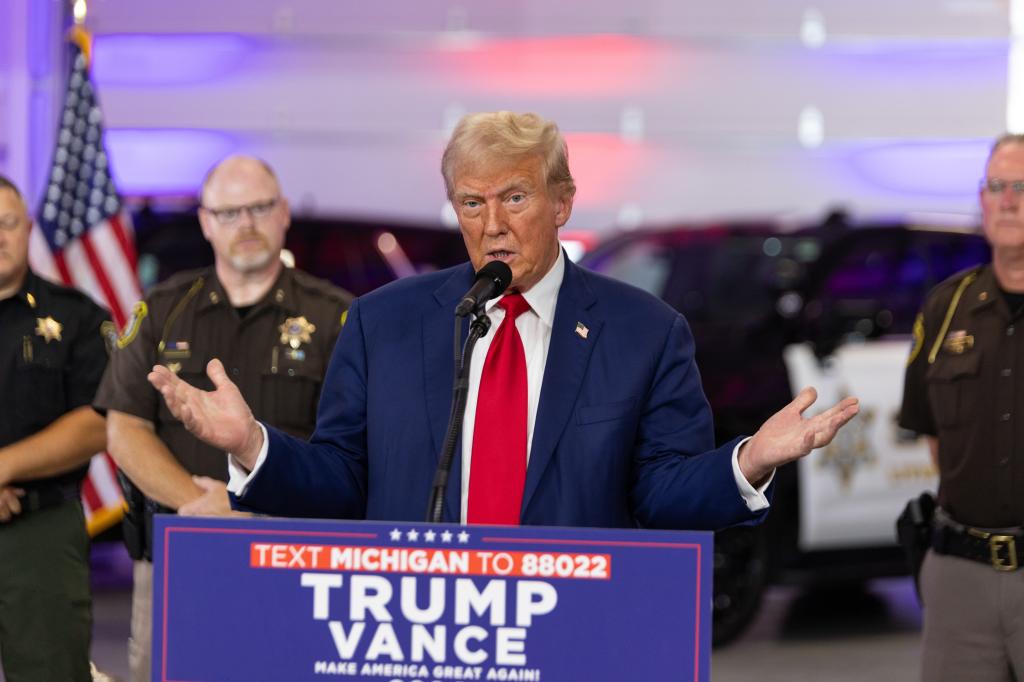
xmin=93 ymin=155 xmax=352 ymax=682
xmin=900 ymin=133 xmax=1024 ymax=681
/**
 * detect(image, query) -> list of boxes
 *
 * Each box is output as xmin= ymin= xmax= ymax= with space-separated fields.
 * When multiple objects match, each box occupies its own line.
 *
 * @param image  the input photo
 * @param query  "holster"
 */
xmin=117 ymin=471 xmax=151 ymax=562
xmin=895 ymin=491 xmax=936 ymax=601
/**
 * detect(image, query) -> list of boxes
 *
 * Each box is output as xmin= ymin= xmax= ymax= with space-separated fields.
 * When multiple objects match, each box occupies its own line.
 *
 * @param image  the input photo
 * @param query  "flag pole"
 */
xmin=69 ymin=0 xmax=91 ymax=62
xmin=47 ymin=0 xmax=138 ymax=537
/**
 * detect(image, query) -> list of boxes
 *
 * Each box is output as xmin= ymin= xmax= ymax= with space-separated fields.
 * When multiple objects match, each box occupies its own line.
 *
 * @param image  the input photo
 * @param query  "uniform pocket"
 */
xmin=156 ymin=356 xmax=212 ymax=424
xmin=925 ymin=352 xmax=981 ymax=429
xmin=259 ymin=363 xmax=323 ymax=437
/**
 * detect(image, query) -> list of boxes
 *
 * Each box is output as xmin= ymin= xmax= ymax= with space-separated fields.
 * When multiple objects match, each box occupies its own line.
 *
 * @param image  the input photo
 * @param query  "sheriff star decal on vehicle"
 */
xmin=818 ymin=394 xmax=876 ymax=489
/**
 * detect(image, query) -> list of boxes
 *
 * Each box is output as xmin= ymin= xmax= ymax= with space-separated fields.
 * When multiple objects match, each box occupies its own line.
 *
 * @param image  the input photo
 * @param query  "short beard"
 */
xmin=228 ymin=248 xmax=275 ymax=273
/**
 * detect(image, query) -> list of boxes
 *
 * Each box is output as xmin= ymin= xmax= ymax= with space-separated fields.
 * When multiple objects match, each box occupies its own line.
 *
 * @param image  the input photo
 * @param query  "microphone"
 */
xmin=454 ymin=261 xmax=513 ymax=317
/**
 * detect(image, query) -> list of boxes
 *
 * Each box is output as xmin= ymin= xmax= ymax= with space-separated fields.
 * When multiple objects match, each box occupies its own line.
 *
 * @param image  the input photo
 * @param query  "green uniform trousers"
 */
xmin=0 ymin=498 xmax=91 ymax=682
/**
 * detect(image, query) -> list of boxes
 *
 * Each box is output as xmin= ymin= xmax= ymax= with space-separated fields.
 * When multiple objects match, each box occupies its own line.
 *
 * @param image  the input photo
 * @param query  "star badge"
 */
xmin=35 ymin=316 xmax=63 ymax=343
xmin=279 ymin=316 xmax=316 ymax=350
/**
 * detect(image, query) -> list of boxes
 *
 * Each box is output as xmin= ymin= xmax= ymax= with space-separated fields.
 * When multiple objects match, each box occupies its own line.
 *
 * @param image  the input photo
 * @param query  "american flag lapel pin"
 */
xmin=575 ymin=321 xmax=589 ymax=339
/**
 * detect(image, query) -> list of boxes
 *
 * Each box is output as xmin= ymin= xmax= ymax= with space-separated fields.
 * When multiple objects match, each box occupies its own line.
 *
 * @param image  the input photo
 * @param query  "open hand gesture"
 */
xmin=148 ymin=359 xmax=264 ymax=469
xmin=739 ymin=387 xmax=860 ymax=486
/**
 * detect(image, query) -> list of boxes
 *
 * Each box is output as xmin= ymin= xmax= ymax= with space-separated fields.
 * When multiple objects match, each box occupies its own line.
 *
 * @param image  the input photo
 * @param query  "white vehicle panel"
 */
xmin=784 ymin=341 xmax=937 ymax=551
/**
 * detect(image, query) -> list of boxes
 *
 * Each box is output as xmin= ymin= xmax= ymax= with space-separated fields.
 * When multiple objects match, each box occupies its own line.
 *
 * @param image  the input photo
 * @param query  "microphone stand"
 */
xmin=426 ymin=306 xmax=491 ymax=523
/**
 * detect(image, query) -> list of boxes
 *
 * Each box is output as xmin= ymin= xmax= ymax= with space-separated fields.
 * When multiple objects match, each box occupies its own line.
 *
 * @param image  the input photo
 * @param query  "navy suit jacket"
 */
xmin=237 ymin=253 xmax=767 ymax=530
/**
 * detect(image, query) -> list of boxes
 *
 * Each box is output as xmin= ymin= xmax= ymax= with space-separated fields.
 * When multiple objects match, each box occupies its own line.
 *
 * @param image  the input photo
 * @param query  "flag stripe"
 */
xmin=89 ymin=453 xmax=123 ymax=504
xmin=109 ymin=213 xmax=137 ymax=273
xmin=60 ymin=241 xmax=105 ymax=308
xmin=90 ymin=217 xmax=141 ymax=326
xmin=81 ymin=475 xmax=102 ymax=513
xmin=79 ymin=232 xmax=127 ymax=327
xmin=53 ymin=251 xmax=74 ymax=290
xmin=34 ymin=40 xmax=138 ymax=536
xmin=28 ymin=227 xmax=61 ymax=282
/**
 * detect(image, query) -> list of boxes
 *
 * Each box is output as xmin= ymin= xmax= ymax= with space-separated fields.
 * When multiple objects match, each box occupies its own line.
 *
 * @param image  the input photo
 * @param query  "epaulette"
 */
xmin=289 ymin=269 xmax=352 ymax=304
xmin=145 ymin=267 xmax=210 ymax=300
xmin=44 ymin=280 xmax=93 ymax=305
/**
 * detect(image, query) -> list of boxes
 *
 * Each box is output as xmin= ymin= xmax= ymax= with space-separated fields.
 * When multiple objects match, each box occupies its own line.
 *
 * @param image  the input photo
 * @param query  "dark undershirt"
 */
xmin=1000 ymin=289 xmax=1024 ymax=318
xmin=234 ymin=305 xmax=254 ymax=319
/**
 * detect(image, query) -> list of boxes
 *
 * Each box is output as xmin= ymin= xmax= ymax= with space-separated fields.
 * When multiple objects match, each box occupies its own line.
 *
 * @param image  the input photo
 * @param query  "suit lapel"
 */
xmin=522 ymin=257 xmax=602 ymax=515
xmin=423 ymin=263 xmax=475 ymax=523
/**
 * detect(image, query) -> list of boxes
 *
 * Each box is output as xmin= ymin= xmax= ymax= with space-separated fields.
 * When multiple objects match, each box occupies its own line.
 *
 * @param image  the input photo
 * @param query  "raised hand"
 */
xmin=738 ymin=387 xmax=860 ymax=486
xmin=148 ymin=359 xmax=264 ymax=469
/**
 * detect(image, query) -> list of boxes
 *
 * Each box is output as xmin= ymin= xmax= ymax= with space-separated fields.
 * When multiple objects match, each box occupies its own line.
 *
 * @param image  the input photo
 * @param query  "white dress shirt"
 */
xmin=459 ymin=253 xmax=564 ymax=522
xmin=229 ymin=255 xmax=773 ymax=518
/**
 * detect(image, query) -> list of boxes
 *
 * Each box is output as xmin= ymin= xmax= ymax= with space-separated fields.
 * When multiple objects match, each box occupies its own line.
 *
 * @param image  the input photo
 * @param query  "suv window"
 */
xmin=584 ymin=235 xmax=675 ymax=298
xmin=801 ymin=229 xmax=990 ymax=347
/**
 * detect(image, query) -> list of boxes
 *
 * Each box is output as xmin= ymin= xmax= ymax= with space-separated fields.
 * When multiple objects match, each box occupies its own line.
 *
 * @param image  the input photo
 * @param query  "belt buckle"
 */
xmin=989 ymin=534 xmax=1018 ymax=571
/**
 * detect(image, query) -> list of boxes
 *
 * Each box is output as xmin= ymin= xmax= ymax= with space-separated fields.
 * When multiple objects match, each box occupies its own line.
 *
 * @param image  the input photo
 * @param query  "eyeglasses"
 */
xmin=981 ymin=178 xmax=1024 ymax=197
xmin=202 ymin=198 xmax=280 ymax=225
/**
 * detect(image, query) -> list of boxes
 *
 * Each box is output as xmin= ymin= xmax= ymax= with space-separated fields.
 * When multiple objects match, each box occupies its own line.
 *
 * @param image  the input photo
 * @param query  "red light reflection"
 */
xmin=439 ymin=35 xmax=671 ymax=96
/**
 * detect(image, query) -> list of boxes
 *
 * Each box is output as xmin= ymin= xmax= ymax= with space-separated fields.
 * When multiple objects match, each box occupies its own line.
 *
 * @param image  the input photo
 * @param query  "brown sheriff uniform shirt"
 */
xmin=94 ymin=266 xmax=351 ymax=481
xmin=900 ymin=264 xmax=1024 ymax=528
xmin=1 ymin=270 xmax=110 ymax=494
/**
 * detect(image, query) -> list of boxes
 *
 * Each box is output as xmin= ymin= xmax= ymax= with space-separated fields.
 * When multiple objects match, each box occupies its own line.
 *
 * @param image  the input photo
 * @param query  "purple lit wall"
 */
xmin=0 ymin=0 xmax=63 ymax=206
xmin=76 ymin=0 xmax=1012 ymax=230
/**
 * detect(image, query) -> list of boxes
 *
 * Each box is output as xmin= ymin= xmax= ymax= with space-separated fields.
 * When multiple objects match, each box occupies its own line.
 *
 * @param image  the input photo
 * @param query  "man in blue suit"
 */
xmin=152 ymin=111 xmax=858 ymax=530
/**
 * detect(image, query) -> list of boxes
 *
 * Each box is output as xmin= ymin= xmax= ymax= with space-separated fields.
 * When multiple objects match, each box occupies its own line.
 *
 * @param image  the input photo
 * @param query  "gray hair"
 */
xmin=988 ymin=133 xmax=1024 ymax=161
xmin=0 ymin=175 xmax=24 ymax=200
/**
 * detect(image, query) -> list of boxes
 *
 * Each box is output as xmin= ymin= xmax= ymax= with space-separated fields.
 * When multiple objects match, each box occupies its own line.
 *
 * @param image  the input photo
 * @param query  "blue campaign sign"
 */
xmin=153 ymin=516 xmax=712 ymax=682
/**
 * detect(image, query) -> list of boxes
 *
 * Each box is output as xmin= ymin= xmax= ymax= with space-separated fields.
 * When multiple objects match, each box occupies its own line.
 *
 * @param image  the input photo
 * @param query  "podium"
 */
xmin=153 ymin=515 xmax=712 ymax=681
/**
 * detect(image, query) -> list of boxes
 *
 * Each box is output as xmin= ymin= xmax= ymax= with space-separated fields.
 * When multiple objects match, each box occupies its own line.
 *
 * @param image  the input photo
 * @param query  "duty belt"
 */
xmin=932 ymin=509 xmax=1024 ymax=571
xmin=22 ymin=482 xmax=80 ymax=514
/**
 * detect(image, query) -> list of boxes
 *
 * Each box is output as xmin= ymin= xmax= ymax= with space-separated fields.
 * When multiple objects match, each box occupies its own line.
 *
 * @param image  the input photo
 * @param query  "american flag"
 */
xmin=29 ymin=36 xmax=140 ymax=536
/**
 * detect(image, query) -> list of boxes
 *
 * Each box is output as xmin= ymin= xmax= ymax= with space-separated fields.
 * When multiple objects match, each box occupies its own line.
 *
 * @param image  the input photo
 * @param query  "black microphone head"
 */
xmin=455 ymin=261 xmax=515 ymax=317
xmin=477 ymin=260 xmax=513 ymax=295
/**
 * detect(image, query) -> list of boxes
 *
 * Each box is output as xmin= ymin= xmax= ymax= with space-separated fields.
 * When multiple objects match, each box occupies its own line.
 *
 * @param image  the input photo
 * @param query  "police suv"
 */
xmin=579 ymin=218 xmax=990 ymax=645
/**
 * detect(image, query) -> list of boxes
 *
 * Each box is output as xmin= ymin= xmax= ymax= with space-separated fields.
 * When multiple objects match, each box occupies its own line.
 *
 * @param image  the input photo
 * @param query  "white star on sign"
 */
xmin=389 ymin=528 xmax=402 ymax=541
xmin=441 ymin=530 xmax=453 ymax=543
xmin=424 ymin=530 xmax=437 ymax=542
xmin=457 ymin=531 xmax=470 ymax=544
xmin=407 ymin=529 xmax=420 ymax=542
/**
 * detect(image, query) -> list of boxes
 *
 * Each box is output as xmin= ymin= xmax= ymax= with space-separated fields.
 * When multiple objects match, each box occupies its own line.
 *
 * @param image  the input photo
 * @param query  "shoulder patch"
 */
xmin=100 ymin=320 xmax=118 ymax=355
xmin=907 ymin=313 xmax=924 ymax=366
xmin=117 ymin=301 xmax=148 ymax=349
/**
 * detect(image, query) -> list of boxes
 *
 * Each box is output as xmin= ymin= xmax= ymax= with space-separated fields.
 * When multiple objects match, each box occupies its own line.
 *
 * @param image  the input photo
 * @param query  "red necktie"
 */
xmin=468 ymin=293 xmax=531 ymax=525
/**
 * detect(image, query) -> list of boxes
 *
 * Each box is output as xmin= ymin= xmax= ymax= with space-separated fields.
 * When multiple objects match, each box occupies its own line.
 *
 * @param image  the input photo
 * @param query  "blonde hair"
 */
xmin=441 ymin=111 xmax=576 ymax=199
